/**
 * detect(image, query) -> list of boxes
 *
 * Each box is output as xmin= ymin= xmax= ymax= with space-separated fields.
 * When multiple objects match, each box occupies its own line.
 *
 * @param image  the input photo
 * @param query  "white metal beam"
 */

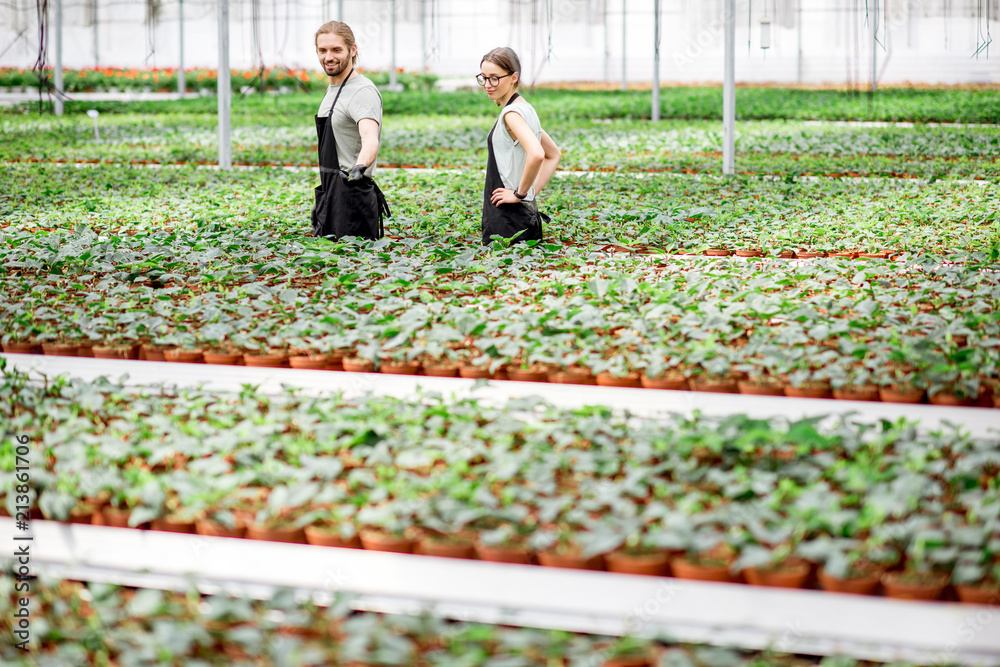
xmin=722 ymin=0 xmax=735 ymax=175
xmin=3 ymin=354 xmax=998 ymax=438
xmin=217 ymin=0 xmax=231 ymax=170
xmin=651 ymin=0 xmax=660 ymax=122
xmin=4 ymin=519 xmax=999 ymax=666
xmin=178 ymin=0 xmax=186 ymax=96
xmin=53 ymin=0 xmax=63 ymax=116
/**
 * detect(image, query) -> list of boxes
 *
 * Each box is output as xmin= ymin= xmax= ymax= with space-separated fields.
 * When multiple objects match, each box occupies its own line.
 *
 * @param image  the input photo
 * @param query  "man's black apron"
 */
xmin=311 ymin=69 xmax=390 ymax=240
xmin=481 ymin=93 xmax=548 ymax=246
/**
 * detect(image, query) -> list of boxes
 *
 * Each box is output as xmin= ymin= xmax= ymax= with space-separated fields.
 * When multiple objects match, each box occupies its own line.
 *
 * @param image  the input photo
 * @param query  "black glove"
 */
xmin=347 ymin=164 xmax=367 ymax=182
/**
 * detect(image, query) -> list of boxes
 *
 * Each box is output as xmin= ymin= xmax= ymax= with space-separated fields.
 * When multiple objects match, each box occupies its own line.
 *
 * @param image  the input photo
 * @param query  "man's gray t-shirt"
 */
xmin=317 ymin=74 xmax=382 ymax=177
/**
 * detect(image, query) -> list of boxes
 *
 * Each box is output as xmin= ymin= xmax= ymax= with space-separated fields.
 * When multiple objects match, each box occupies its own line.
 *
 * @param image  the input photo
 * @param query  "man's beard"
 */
xmin=325 ymin=60 xmax=349 ymax=77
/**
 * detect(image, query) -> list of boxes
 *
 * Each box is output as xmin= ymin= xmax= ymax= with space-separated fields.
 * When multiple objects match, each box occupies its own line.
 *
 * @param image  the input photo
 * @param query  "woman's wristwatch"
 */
xmin=513 ymin=189 xmax=527 ymax=199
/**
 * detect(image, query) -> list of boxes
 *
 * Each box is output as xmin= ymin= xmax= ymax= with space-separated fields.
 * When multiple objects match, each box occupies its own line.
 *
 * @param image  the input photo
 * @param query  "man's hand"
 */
xmin=348 ymin=164 xmax=367 ymax=182
xmin=490 ymin=187 xmax=522 ymax=207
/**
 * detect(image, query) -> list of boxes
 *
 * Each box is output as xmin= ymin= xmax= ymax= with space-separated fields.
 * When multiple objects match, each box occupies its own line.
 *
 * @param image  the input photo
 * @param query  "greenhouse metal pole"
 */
xmin=797 ymin=0 xmax=803 ymax=83
xmin=722 ymin=0 xmax=735 ymax=175
xmin=421 ymin=0 xmax=427 ymax=71
xmin=178 ymin=0 xmax=186 ymax=96
xmin=603 ymin=0 xmax=610 ymax=81
xmin=651 ymin=0 xmax=660 ymax=122
xmin=621 ymin=0 xmax=626 ymax=91
xmin=390 ymin=0 xmax=398 ymax=89
xmin=870 ymin=10 xmax=877 ymax=93
xmin=338 ymin=0 xmax=344 ymax=20
xmin=218 ymin=0 xmax=231 ymax=170
xmin=92 ymin=0 xmax=98 ymax=67
xmin=53 ymin=0 xmax=63 ymax=116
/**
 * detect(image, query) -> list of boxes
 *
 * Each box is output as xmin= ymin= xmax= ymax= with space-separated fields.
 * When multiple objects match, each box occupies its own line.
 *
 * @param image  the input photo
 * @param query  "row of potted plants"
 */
xmin=2 ymin=231 xmax=998 ymax=405
xmin=4 ymin=157 xmax=997 ymax=256
xmin=3 ymin=578 xmax=685 ymax=666
xmin=3 ymin=364 xmax=998 ymax=604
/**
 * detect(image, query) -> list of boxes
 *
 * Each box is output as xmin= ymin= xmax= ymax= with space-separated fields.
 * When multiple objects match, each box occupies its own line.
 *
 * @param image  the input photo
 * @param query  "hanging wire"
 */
xmin=143 ymin=0 xmax=156 ymax=67
xmin=748 ymin=0 xmax=752 ymax=55
xmin=239 ymin=0 xmax=267 ymax=96
xmin=427 ymin=0 xmax=440 ymax=63
xmin=32 ymin=0 xmax=55 ymax=113
xmin=972 ymin=0 xmax=994 ymax=58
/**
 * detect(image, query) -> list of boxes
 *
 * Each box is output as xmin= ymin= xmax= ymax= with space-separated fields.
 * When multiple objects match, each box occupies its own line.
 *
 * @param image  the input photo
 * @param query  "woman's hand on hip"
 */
xmin=491 ymin=187 xmax=521 ymax=207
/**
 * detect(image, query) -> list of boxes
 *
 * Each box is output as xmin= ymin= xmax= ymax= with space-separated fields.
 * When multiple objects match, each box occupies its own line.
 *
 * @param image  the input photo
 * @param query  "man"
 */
xmin=311 ymin=21 xmax=389 ymax=240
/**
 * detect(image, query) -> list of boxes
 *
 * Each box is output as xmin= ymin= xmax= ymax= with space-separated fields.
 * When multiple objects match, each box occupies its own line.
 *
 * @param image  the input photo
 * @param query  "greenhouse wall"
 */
xmin=1 ymin=0 xmax=997 ymax=86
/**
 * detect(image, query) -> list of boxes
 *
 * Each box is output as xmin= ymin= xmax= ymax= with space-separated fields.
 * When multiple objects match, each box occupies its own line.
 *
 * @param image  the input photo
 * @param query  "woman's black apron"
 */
xmin=481 ymin=93 xmax=547 ymax=246
xmin=311 ymin=69 xmax=390 ymax=240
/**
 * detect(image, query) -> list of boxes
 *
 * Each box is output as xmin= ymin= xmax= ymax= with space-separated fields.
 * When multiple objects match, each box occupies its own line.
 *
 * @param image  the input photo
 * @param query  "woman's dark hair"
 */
xmin=481 ymin=47 xmax=521 ymax=89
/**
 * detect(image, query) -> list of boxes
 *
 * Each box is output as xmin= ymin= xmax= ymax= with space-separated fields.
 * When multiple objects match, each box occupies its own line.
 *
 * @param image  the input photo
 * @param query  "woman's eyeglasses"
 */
xmin=476 ymin=73 xmax=513 ymax=87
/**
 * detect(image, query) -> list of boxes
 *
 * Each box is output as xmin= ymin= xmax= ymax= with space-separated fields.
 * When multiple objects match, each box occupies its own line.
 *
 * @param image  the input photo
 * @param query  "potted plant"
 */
xmin=356 ymin=498 xmax=421 ymax=553
xmin=881 ymin=528 xmax=955 ymax=601
xmin=246 ymin=483 xmax=320 ymax=544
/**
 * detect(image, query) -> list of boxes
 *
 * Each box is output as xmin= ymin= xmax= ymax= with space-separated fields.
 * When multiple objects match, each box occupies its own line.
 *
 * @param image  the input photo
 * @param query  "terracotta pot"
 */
xmin=195 ymin=519 xmax=246 ymax=539
xmin=92 ymin=345 xmax=140 ymax=360
xmin=603 ymin=652 xmax=655 ymax=667
xmin=879 ymin=386 xmax=925 ymax=404
xmin=734 ymin=249 xmax=763 ymax=258
xmin=416 ymin=537 xmax=477 ymax=560
xmin=975 ymin=385 xmax=995 ymax=408
xmin=928 ymin=391 xmax=976 ymax=407
xmin=596 ymin=372 xmax=642 ymax=388
xmin=994 ymin=394 xmax=1000 ymax=409
xmin=101 ymin=507 xmax=136 ymax=528
xmin=606 ymin=550 xmax=671 ymax=576
xmin=784 ymin=385 xmax=833 ymax=399
xmin=955 ymin=583 xmax=1000 ymax=605
xmin=151 ymin=517 xmax=197 ymax=534
xmin=704 ymin=248 xmax=731 ymax=257
xmin=141 ymin=344 xmax=168 ymax=362
xmin=537 ymin=548 xmax=605 ymax=571
xmin=1 ymin=342 xmax=42 ymax=354
xmin=640 ymin=374 xmax=689 ymax=390
xmin=507 ymin=367 xmax=550 ymax=383
xmin=204 ymin=351 xmax=244 ymax=366
xmin=881 ymin=571 xmax=948 ymax=601
xmin=381 ymin=361 xmax=422 ymax=375
xmin=164 ymin=348 xmax=204 ymax=364
xmin=475 ymin=541 xmax=535 ymax=564
xmin=304 ymin=526 xmax=362 ymax=548
xmin=689 ymin=378 xmax=739 ymax=394
xmin=778 ymin=250 xmax=796 ymax=259
xmin=832 ymin=385 xmax=881 ymax=402
xmin=549 ymin=370 xmax=598 ymax=385
xmin=289 ymin=355 xmax=329 ymax=370
xmin=77 ymin=343 xmax=95 ymax=357
xmin=744 ymin=559 xmax=811 ymax=588
xmin=669 ymin=556 xmax=739 ymax=583
xmin=458 ymin=365 xmax=492 ymax=380
xmin=423 ymin=364 xmax=460 ymax=378
xmin=796 ymin=251 xmax=827 ymax=259
xmin=817 ymin=567 xmax=883 ymax=595
xmin=42 ymin=343 xmax=79 ymax=357
xmin=737 ymin=380 xmax=785 ymax=396
xmin=67 ymin=510 xmax=94 ymax=525
xmin=244 ymin=353 xmax=290 ymax=368
xmin=359 ymin=530 xmax=417 ymax=553
xmin=246 ymin=523 xmax=307 ymax=544
xmin=343 ymin=357 xmax=377 ymax=373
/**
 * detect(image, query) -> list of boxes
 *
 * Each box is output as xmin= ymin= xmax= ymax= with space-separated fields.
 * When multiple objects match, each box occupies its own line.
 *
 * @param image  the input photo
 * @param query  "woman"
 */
xmin=478 ymin=47 xmax=561 ymax=246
